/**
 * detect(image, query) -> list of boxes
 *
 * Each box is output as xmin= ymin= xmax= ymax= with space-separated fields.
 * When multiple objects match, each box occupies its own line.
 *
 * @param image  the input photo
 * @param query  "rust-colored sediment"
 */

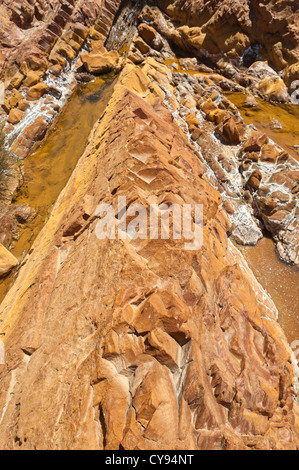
xmin=226 ymin=92 xmax=299 ymax=162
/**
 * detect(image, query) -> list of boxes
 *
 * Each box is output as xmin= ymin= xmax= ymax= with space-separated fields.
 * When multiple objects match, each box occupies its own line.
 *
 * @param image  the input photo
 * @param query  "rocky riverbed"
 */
xmin=0 ymin=0 xmax=298 ymax=450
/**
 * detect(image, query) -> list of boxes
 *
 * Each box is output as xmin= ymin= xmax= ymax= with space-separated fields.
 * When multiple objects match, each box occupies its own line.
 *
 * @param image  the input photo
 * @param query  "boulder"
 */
xmin=138 ymin=23 xmax=163 ymax=51
xmin=23 ymin=71 xmax=44 ymax=88
xmin=220 ymin=117 xmax=245 ymax=144
xmin=260 ymin=143 xmax=280 ymax=163
xmin=257 ymin=76 xmax=289 ymax=103
xmin=7 ymin=108 xmax=23 ymax=125
xmin=81 ymin=48 xmax=120 ymax=75
xmin=8 ymin=72 xmax=24 ymax=90
xmin=135 ymin=37 xmax=151 ymax=55
xmin=244 ymin=95 xmax=258 ymax=108
xmin=242 ymin=133 xmax=269 ymax=153
xmin=18 ymin=100 xmax=30 ymax=111
xmin=11 ymin=116 xmax=48 ymax=158
xmin=246 ymin=170 xmax=263 ymax=192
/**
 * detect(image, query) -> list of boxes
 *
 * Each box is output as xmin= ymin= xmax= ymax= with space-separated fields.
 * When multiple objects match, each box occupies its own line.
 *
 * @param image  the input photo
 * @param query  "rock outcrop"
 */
xmin=0 ymin=0 xmax=298 ymax=451
xmin=0 ymin=0 xmax=124 ymax=83
xmin=0 ymin=0 xmax=124 ymax=158
xmin=156 ymin=0 xmax=299 ymax=71
xmin=81 ymin=45 xmax=120 ymax=74
xmin=0 ymin=62 xmax=298 ymax=450
xmin=108 ymin=2 xmax=298 ymax=265
xmin=0 ymin=243 xmax=18 ymax=277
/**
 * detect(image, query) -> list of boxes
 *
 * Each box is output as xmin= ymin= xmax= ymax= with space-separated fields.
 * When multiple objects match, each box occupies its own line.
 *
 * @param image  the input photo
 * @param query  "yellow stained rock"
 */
xmin=27 ymin=82 xmax=49 ymax=101
xmin=7 ymin=107 xmax=23 ymax=125
xmin=0 ymin=244 xmax=18 ymax=277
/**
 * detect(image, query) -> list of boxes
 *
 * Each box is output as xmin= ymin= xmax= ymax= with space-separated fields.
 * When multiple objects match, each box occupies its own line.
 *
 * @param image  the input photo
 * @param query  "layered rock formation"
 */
xmin=0 ymin=62 xmax=298 ymax=450
xmin=0 ymin=0 xmax=299 ymax=451
xmin=112 ymin=2 xmax=299 ymax=265
xmin=0 ymin=243 xmax=18 ymax=277
xmin=1 ymin=0 xmax=298 ymax=162
xmin=157 ymin=0 xmax=299 ymax=75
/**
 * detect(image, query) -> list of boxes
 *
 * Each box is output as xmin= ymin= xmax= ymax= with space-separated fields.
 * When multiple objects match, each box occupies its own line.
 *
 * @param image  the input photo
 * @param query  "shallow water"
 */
xmin=225 ymin=92 xmax=299 ymax=162
xmin=226 ymin=92 xmax=299 ymax=348
xmin=0 ymin=67 xmax=298 ymax=358
xmin=0 ymin=76 xmax=116 ymax=303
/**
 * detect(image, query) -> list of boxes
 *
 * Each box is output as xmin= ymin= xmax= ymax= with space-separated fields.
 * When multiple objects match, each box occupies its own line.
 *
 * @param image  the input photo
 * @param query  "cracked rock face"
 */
xmin=0 ymin=0 xmax=124 ymax=158
xmin=0 ymin=0 xmax=298 ymax=452
xmin=157 ymin=0 xmax=299 ymax=69
xmin=0 ymin=64 xmax=298 ymax=450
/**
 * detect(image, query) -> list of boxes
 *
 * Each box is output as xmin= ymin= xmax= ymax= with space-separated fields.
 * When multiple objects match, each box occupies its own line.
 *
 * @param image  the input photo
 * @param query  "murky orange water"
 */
xmin=238 ymin=237 xmax=299 ymax=346
xmin=225 ymin=92 xmax=299 ymax=162
xmin=0 ymin=76 xmax=116 ymax=303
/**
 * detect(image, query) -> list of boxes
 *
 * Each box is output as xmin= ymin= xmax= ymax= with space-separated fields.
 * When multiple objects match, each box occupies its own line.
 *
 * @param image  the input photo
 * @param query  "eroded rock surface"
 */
xmin=0 ymin=0 xmax=299 ymax=452
xmin=0 ymin=0 xmax=123 ymax=82
xmin=0 ymin=243 xmax=18 ymax=277
xmin=156 ymin=0 xmax=299 ymax=73
xmin=0 ymin=0 xmax=124 ymax=158
xmin=0 ymin=63 xmax=298 ymax=450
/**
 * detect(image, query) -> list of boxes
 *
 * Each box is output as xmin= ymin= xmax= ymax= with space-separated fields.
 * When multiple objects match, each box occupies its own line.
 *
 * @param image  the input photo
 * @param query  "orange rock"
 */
xmin=246 ymin=170 xmax=263 ymax=192
xmin=260 ymin=143 xmax=280 ymax=163
xmin=221 ymin=117 xmax=245 ymax=144
xmin=11 ymin=116 xmax=48 ymax=158
xmin=257 ymin=76 xmax=289 ymax=103
xmin=27 ymin=82 xmax=48 ymax=101
xmin=0 ymin=1 xmax=299 ymax=451
xmin=138 ymin=23 xmax=163 ymax=51
xmin=244 ymin=95 xmax=258 ymax=108
xmin=155 ymin=0 xmax=298 ymax=72
xmin=7 ymin=108 xmax=23 ymax=125
xmin=0 ymin=243 xmax=18 ymax=277
xmin=0 ymin=71 xmax=298 ymax=450
xmin=8 ymin=72 xmax=24 ymax=90
xmin=135 ymin=37 xmax=151 ymax=55
xmin=202 ymin=100 xmax=245 ymax=144
xmin=242 ymin=133 xmax=269 ymax=153
xmin=18 ymin=100 xmax=30 ymax=112
xmin=22 ymin=71 xmax=44 ymax=88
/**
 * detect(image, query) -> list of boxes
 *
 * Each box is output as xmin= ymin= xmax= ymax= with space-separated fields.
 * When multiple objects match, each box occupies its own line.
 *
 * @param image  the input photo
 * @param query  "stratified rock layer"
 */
xmin=0 ymin=0 xmax=124 ymax=82
xmin=0 ymin=0 xmax=126 ymax=164
xmin=0 ymin=64 xmax=298 ymax=450
xmin=0 ymin=244 xmax=18 ymax=277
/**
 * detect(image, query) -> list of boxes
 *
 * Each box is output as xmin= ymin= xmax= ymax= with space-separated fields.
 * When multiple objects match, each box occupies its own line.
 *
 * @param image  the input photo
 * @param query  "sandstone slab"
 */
xmin=0 ymin=243 xmax=18 ymax=277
